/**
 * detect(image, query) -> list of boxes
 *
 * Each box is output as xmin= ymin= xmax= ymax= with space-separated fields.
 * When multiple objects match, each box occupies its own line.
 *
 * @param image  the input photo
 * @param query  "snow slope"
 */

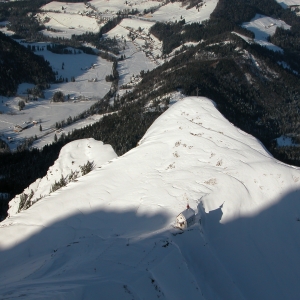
xmin=242 ymin=14 xmax=291 ymax=52
xmin=37 ymin=12 xmax=100 ymax=39
xmin=42 ymin=0 xmax=161 ymax=16
xmin=8 ymin=138 xmax=117 ymax=216
xmin=38 ymin=0 xmax=218 ymax=38
xmin=0 ymin=42 xmax=112 ymax=151
xmin=151 ymin=0 xmax=218 ymax=23
xmin=1 ymin=97 xmax=300 ymax=299
xmin=102 ymin=17 xmax=161 ymax=87
xmin=276 ymin=0 xmax=300 ymax=8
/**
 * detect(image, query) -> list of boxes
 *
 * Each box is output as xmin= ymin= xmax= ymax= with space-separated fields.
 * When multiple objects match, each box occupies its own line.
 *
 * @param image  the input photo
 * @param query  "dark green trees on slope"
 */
xmin=0 ymin=32 xmax=55 ymax=96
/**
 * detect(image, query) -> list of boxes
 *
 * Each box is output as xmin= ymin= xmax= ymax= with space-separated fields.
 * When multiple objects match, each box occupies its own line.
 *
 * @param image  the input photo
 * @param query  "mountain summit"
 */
xmin=1 ymin=97 xmax=300 ymax=299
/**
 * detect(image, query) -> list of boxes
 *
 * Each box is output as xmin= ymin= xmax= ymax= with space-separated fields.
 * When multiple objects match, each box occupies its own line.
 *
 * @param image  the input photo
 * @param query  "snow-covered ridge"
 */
xmin=8 ymin=138 xmax=117 ymax=216
xmin=1 ymin=97 xmax=300 ymax=299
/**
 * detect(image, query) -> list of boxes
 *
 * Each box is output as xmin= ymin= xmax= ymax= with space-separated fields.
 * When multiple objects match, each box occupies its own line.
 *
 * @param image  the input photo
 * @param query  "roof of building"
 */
xmin=177 ymin=208 xmax=195 ymax=220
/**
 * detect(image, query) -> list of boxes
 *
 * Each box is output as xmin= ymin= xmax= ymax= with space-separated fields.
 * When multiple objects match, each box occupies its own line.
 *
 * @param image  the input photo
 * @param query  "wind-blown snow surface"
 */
xmin=1 ymin=97 xmax=300 ymax=299
xmin=7 ymin=138 xmax=117 ymax=216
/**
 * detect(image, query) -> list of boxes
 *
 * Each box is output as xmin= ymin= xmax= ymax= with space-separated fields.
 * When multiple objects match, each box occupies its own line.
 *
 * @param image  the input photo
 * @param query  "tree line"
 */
xmin=0 ymin=31 xmax=55 ymax=96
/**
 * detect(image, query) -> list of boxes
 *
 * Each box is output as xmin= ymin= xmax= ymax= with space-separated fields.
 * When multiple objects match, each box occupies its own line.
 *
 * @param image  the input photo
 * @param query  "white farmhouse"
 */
xmin=176 ymin=205 xmax=195 ymax=229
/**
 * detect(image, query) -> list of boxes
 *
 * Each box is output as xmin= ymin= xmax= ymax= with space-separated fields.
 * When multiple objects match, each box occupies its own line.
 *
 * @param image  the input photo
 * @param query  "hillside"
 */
xmin=0 ymin=31 xmax=55 ymax=96
xmin=1 ymin=97 xmax=300 ymax=299
xmin=1 ymin=0 xmax=300 ymax=221
xmin=126 ymin=25 xmax=300 ymax=164
xmin=8 ymin=138 xmax=117 ymax=216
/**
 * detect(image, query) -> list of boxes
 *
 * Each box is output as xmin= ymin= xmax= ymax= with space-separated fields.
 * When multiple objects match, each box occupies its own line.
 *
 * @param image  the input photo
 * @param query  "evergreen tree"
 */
xmin=18 ymin=100 xmax=25 ymax=111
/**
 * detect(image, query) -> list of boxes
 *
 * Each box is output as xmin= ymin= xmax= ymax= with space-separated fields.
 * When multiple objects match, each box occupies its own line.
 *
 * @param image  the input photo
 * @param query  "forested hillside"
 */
xmin=0 ymin=32 xmax=55 ymax=96
xmin=126 ymin=31 xmax=300 ymax=166
xmin=211 ymin=0 xmax=300 ymax=71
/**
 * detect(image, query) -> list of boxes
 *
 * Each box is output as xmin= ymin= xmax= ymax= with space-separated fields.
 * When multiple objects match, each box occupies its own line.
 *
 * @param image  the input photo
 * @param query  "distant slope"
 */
xmin=275 ymin=0 xmax=300 ymax=8
xmin=0 ymin=32 xmax=55 ymax=96
xmin=1 ymin=97 xmax=300 ymax=299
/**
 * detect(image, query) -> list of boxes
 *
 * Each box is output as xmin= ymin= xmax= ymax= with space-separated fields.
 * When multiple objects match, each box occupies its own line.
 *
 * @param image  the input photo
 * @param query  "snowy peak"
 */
xmin=139 ymin=98 xmax=299 ymax=219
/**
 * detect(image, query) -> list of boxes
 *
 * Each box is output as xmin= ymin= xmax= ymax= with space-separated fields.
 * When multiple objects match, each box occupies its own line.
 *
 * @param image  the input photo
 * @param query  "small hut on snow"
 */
xmin=176 ymin=204 xmax=195 ymax=229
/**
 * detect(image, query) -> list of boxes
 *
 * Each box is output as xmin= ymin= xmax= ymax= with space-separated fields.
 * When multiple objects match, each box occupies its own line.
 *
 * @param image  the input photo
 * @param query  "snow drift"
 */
xmin=1 ymin=97 xmax=300 ymax=300
xmin=8 ymin=138 xmax=117 ymax=216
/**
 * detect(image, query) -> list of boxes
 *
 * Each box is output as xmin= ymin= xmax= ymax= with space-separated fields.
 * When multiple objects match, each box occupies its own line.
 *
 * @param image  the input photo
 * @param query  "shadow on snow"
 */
xmin=0 ymin=189 xmax=300 ymax=299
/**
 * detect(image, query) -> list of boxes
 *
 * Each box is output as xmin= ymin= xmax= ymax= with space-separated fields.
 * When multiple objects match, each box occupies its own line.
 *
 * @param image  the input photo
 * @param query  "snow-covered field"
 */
xmin=102 ymin=17 xmax=161 ymax=88
xmin=41 ymin=1 xmax=94 ymax=13
xmin=0 ymin=0 xmax=219 ymax=152
xmin=38 ymin=12 xmax=101 ymax=39
xmin=0 ymin=42 xmax=112 ymax=150
xmin=118 ymin=41 xmax=157 ymax=87
xmin=242 ymin=14 xmax=291 ymax=53
xmin=0 ymin=15 xmax=162 ymax=150
xmin=1 ymin=97 xmax=300 ymax=299
xmin=31 ymin=114 xmax=105 ymax=150
xmin=0 ymin=15 xmax=163 ymax=149
xmin=42 ymin=0 xmax=162 ymax=16
xmin=276 ymin=0 xmax=300 ymax=8
xmin=0 ymin=32 xmax=159 ymax=150
xmin=105 ymin=18 xmax=158 ymax=40
xmin=93 ymin=0 xmax=161 ymax=12
xmin=38 ymin=0 xmax=104 ymax=39
xmin=103 ymin=17 xmax=163 ymax=60
xmin=39 ymin=0 xmax=218 ymax=39
xmin=8 ymin=138 xmax=117 ymax=216
xmin=151 ymin=0 xmax=218 ymax=23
